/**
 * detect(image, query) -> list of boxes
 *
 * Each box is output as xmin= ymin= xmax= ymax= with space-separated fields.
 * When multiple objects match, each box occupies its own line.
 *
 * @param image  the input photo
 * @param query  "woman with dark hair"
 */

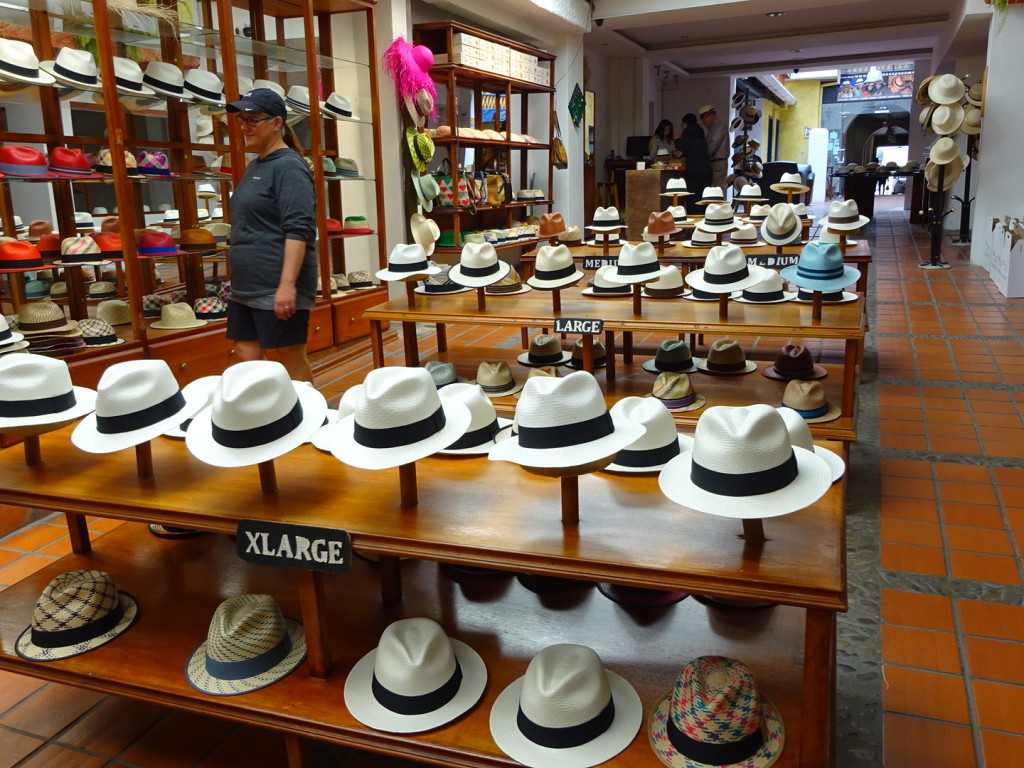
xmin=223 ymin=87 xmax=317 ymax=382
xmin=674 ymin=113 xmax=711 ymax=214
xmin=648 ymin=119 xmax=676 ymax=160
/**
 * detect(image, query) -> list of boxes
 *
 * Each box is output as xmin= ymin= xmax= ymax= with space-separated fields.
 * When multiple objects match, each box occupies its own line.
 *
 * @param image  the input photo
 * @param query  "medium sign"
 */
xmin=553 ymin=317 xmax=604 ymax=335
xmin=583 ymin=257 xmax=616 ymax=270
xmin=237 ymin=519 xmax=352 ymax=574
xmin=750 ymin=255 xmax=799 ymax=268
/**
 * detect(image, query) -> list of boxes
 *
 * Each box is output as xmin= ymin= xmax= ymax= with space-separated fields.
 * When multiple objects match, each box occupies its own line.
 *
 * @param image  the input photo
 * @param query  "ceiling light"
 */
xmin=766 ymin=11 xmax=786 ymax=17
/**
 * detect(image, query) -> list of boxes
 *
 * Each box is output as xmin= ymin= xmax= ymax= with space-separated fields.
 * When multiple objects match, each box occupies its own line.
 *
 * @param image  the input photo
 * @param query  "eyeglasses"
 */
xmin=234 ymin=115 xmax=273 ymax=128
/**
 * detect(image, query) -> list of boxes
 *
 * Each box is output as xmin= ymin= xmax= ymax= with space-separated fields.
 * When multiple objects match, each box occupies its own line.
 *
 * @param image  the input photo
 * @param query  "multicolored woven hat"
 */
xmin=142 ymin=294 xmax=169 ymax=318
xmin=651 ymin=372 xmax=706 ymax=412
xmin=86 ymin=281 xmax=118 ymax=301
xmin=137 ymin=150 xmax=178 ymax=177
xmin=79 ymin=318 xmax=124 ymax=347
xmin=187 ymin=594 xmax=306 ymax=696
xmin=405 ymin=126 xmax=435 ymax=172
xmin=648 ymin=655 xmax=784 ymax=768
xmin=194 ymin=297 xmax=227 ymax=320
xmin=93 ymin=148 xmax=144 ymax=177
xmin=16 ymin=570 xmax=138 ymax=662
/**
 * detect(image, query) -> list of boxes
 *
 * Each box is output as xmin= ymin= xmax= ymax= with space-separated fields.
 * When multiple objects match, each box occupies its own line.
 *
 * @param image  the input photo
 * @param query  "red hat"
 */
xmin=48 ymin=147 xmax=103 ymax=179
xmin=0 ymin=146 xmax=57 ymax=178
xmin=325 ymin=218 xmax=343 ymax=237
xmin=137 ymin=230 xmax=186 ymax=258
xmin=36 ymin=233 xmax=61 ymax=259
xmin=91 ymin=233 xmax=124 ymax=260
xmin=0 ymin=240 xmax=45 ymax=273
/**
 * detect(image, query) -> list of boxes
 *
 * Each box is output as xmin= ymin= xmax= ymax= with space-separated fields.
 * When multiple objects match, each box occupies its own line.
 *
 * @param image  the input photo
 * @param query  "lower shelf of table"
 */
xmin=0 ymin=522 xmax=814 ymax=768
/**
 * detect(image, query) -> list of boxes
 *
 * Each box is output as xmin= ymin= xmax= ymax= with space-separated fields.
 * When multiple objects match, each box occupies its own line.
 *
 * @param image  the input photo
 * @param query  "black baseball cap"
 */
xmin=225 ymin=88 xmax=287 ymax=120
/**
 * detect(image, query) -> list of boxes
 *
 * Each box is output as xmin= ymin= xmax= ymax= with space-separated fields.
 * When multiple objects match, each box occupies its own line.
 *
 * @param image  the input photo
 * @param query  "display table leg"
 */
xmin=622 ymin=331 xmax=633 ymax=364
xmin=841 ymin=340 xmax=858 ymax=418
xmin=561 ymin=475 xmax=579 ymax=526
xmin=24 ymin=435 xmax=41 ymax=466
xmin=296 ymin=570 xmax=331 ymax=678
xmin=370 ymin=320 xmax=384 ymax=368
xmin=521 ymin=328 xmax=530 ymax=348
xmin=436 ymin=323 xmax=447 ymax=353
xmin=401 ymin=321 xmax=419 ymax=366
xmin=802 ymin=608 xmax=837 ymax=767
xmin=379 ymin=554 xmax=403 ymax=603
xmin=284 ymin=733 xmax=310 ymax=768
xmin=65 ymin=512 xmax=92 ymax=555
xmin=605 ymin=330 xmax=616 ymax=383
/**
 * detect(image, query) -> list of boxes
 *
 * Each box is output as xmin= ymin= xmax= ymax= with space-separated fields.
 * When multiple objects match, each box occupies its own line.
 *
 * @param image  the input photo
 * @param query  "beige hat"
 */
xmin=150 ymin=302 xmax=207 ymax=330
xmin=780 ymin=379 xmax=841 ymax=423
xmin=97 ymin=299 xmax=132 ymax=326
xmin=929 ymin=103 xmax=964 ymax=136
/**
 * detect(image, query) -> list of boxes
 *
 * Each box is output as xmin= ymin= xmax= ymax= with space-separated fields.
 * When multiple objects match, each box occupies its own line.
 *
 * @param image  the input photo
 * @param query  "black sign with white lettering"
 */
xmin=237 ymin=519 xmax=352 ymax=574
xmin=749 ymin=254 xmax=799 ymax=268
xmin=583 ymin=257 xmax=617 ymax=270
xmin=553 ymin=317 xmax=604 ymax=335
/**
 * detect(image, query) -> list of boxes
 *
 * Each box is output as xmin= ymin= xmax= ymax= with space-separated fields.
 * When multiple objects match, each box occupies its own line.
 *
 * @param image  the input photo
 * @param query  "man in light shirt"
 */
xmin=699 ymin=104 xmax=728 ymax=190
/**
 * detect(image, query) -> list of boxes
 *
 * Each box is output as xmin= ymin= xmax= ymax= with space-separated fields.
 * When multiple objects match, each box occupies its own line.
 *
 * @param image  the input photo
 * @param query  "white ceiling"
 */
xmin=586 ymin=0 xmax=992 ymax=77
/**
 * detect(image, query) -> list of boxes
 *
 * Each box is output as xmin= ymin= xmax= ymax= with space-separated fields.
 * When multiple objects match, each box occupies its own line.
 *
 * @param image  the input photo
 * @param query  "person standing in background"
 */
xmin=698 ymin=104 xmax=728 ymax=190
xmin=648 ymin=119 xmax=676 ymax=160
xmin=674 ymin=113 xmax=711 ymax=215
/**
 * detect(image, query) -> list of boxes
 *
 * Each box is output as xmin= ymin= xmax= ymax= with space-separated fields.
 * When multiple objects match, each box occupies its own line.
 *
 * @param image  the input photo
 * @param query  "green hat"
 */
xmin=411 ymin=170 xmax=438 ymax=212
xmin=322 ymin=157 xmax=339 ymax=178
xmin=405 ymin=126 xmax=434 ymax=172
xmin=437 ymin=229 xmax=460 ymax=248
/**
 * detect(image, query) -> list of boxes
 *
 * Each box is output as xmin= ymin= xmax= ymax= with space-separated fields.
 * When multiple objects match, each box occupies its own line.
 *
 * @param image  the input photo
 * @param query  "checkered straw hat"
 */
xmin=186 ymin=594 xmax=306 ymax=696
xmin=16 ymin=570 xmax=139 ymax=661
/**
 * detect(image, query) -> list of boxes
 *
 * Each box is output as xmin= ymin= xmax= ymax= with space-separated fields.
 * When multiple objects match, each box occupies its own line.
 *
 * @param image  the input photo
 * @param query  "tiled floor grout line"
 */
xmin=952 ymin=595 xmax=988 ymax=768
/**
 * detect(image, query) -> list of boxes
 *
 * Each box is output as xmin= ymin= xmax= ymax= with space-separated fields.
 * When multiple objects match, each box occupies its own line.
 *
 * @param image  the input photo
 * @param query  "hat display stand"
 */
xmin=520 ymin=457 xmax=616 ymax=526
xmin=920 ymin=161 xmax=953 ymax=270
xmin=951 ymin=132 xmax=978 ymax=246
xmin=2 ymin=422 xmax=76 ymax=466
xmin=475 ymin=287 xmax=487 ymax=311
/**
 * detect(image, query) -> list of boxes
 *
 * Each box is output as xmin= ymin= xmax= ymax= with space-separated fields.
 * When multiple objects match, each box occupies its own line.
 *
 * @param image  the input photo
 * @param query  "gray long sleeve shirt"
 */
xmin=227 ymin=147 xmax=317 ymax=310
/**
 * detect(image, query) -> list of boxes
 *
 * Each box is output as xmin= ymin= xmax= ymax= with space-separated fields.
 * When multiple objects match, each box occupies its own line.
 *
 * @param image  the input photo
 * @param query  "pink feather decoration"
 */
xmin=382 ymin=36 xmax=437 ymax=120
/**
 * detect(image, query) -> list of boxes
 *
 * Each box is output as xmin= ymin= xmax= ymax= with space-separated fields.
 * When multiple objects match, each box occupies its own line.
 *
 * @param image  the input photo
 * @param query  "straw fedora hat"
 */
xmin=346 ymin=617 xmax=486 ymax=733
xmin=184 ymin=68 xmax=224 ymax=106
xmin=685 ymin=245 xmax=770 ymax=294
xmin=643 ymin=210 xmax=681 ymax=238
xmin=472 ymin=360 xmax=524 ymax=399
xmin=604 ymin=242 xmax=673 ymax=285
xmin=526 ymin=244 xmax=583 ymax=290
xmin=449 ymin=242 xmax=511 ymax=287
xmin=513 ymin=365 xmax=561 ymax=400
xmin=490 ymin=644 xmax=642 ymax=768
xmin=54 ymin=236 xmax=108 ymax=267
xmin=642 ymin=266 xmax=689 ymax=299
xmin=733 ymin=183 xmax=765 ymax=202
xmin=71 ymin=359 xmax=207 ymax=453
xmin=186 ymin=594 xmax=305 ymax=696
xmin=648 ymin=655 xmax=785 ymax=768
xmin=928 ymin=73 xmax=966 ymax=105
xmin=780 ymin=243 xmax=860 ymax=293
xmin=163 ymin=375 xmax=220 ymax=439
xmin=679 ymin=226 xmax=719 ymax=249
xmin=762 ymin=344 xmax=826 ymax=382
xmin=185 ymin=361 xmax=328 ymax=467
xmin=925 ymin=156 xmax=967 ymax=192
xmin=79 ymin=318 xmax=124 ymax=348
xmin=15 ymin=570 xmax=138 ymax=662
xmin=775 ymin=406 xmax=845 ymax=483
xmin=567 ymin=337 xmax=607 ymax=370
xmin=111 ymin=56 xmax=154 ymax=96
xmin=321 ymin=91 xmax=358 ymax=120
xmin=0 ymin=39 xmax=55 ymax=85
xmin=965 ymin=81 xmax=983 ymax=107
xmin=331 ymin=366 xmax=471 ymax=470
xmin=696 ymin=339 xmax=756 ymax=376
xmin=744 ymin=204 xmax=771 ymax=224
xmin=94 ymin=300 xmax=131 ymax=327
xmin=697 ymin=203 xmax=738 ymax=233
xmin=39 ymin=47 xmax=99 ymax=90
xmin=929 ymin=103 xmax=964 ymax=135
xmin=929 ymin=136 xmax=961 ymax=165
xmin=604 ymin=397 xmax=692 ymax=473
xmin=780 ymin=379 xmax=841 ymax=424
xmin=660 ymin=404 xmax=831 ymax=517
xmin=961 ymin=106 xmax=982 ymax=136
xmin=346 ymin=271 xmax=377 ymax=290
xmin=410 ymin=212 xmax=440 ymax=256
xmin=151 ymin=302 xmax=207 ymax=330
xmin=425 ymin=361 xmax=468 ymax=388
xmin=377 ymin=243 xmax=438 ymax=282
xmin=696 ymin=186 xmax=726 ymax=205
xmin=661 ymin=178 xmax=692 ymax=197
xmin=17 ymin=302 xmax=78 ymax=335
xmin=539 ymin=212 xmax=568 ymax=237
xmin=414 ymin=264 xmax=472 ymax=295
xmin=643 ymin=340 xmax=698 ymax=374
xmin=817 ymin=199 xmax=870 ymax=231
xmin=587 ymin=207 xmax=626 ymax=232
xmin=0 ymin=355 xmax=96 ymax=428
xmin=769 ymin=172 xmax=809 ymax=195
xmin=489 ymin=371 xmax=643 ymax=469
xmin=436 ymin=382 xmax=512 ymax=453
xmin=518 ymin=334 xmax=571 ymax=367
xmin=759 ymin=204 xmax=803 ymax=246
xmin=651 ymin=372 xmax=706 ymax=412
xmin=582 ymin=265 xmax=632 ymax=297
xmin=735 ymin=271 xmax=795 ymax=304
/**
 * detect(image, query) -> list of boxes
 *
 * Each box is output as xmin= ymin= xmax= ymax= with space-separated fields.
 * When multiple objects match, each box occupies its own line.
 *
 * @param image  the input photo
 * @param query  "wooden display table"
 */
xmin=0 ymin=429 xmax=846 ymax=767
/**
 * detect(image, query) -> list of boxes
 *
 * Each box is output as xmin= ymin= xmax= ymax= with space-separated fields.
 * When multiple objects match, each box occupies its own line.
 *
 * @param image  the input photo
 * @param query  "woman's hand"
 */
xmin=274 ymin=283 xmax=297 ymax=320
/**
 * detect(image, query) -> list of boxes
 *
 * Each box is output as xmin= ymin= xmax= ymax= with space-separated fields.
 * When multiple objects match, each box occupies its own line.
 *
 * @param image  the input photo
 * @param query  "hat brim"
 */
xmin=0 ymin=339 xmax=30 ymax=354
xmin=734 ymin=292 xmax=796 ymax=305
xmin=961 ymin=121 xmax=981 ymax=136
xmin=779 ymin=400 xmax=842 ymax=424
xmin=567 ymin=357 xmax=607 ymax=370
xmin=331 ymin=400 xmax=472 ymax=470
xmin=516 ymin=350 xmax=572 ymax=367
xmin=448 ymin=260 xmax=512 ymax=288
xmin=678 ymin=240 xmax=719 ymax=249
xmin=186 ymin=617 xmax=306 ymax=696
xmin=0 ymin=66 xmax=56 ymax=86
xmin=488 ymin=419 xmax=644 ymax=468
xmin=490 ymin=668 xmax=642 ymax=768
xmin=604 ymin=264 xmax=675 ymax=285
xmin=376 ymin=265 xmax=441 ymax=282
xmin=439 ymin=416 xmax=513 ymax=455
xmin=779 ymin=265 xmax=861 ymax=293
xmin=815 ymin=445 xmax=846 ymax=483
xmin=414 ymin=285 xmax=474 ymax=295
xmin=150 ymin=317 xmax=208 ymax=330
xmin=761 ymin=362 xmax=827 ymax=381
xmin=647 ymin=688 xmax=785 ymax=768
xmin=71 ymin=387 xmax=208 ymax=453
xmin=642 ymin=358 xmax=698 ymax=374
xmin=587 ymin=224 xmax=626 ymax=232
xmin=83 ymin=336 xmax=127 ymax=348
xmin=487 ymin=284 xmax=533 ymax=296
xmin=660 ymin=191 xmax=693 ymax=197
xmin=818 ymin=215 xmax=870 ymax=231
xmin=185 ymin=383 xmax=328 ymax=467
xmin=526 ymin=271 xmax=584 ymax=291
xmin=604 ymin=434 xmax=693 ymax=473
xmin=345 ymin=635 xmax=487 ymax=733
xmin=583 ymin=240 xmax=623 ymax=247
xmin=768 ymin=182 xmax=810 ymax=194
xmin=694 ymin=221 xmax=738 ymax=234
xmin=659 ymin=444 xmax=832 ymax=518
xmin=728 ymin=239 xmax=767 ymax=248
xmin=52 ymin=259 xmax=111 ymax=267
xmin=16 ymin=590 xmax=139 ymax=661
xmin=683 ymin=291 xmax=740 ymax=302
xmin=580 ymin=287 xmax=632 ymax=297
xmin=695 ymin=359 xmax=757 ymax=376
xmin=0 ymin=385 xmax=96 ymax=428
xmin=115 ymin=82 xmax=156 ymax=97
xmin=685 ymin=264 xmax=770 ymax=294
xmin=642 ymin=287 xmax=690 ymax=299
xmin=653 ymin=393 xmax=707 ymax=413
xmin=38 ymin=62 xmax=102 ymax=90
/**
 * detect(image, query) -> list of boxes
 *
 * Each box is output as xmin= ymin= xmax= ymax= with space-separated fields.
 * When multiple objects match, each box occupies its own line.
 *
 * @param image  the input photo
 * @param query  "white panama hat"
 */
xmin=71 ymin=359 xmax=207 ymax=453
xmin=642 ymin=266 xmax=689 ymax=298
xmin=603 ymin=242 xmax=673 ymax=285
xmin=111 ymin=56 xmax=155 ymax=96
xmin=581 ymin=264 xmax=632 ymax=297
xmin=39 ymin=48 xmax=100 ymax=91
xmin=818 ymin=199 xmax=870 ymax=231
xmin=449 ymin=242 xmax=512 ymax=287
xmin=142 ymin=61 xmax=186 ymax=100
xmin=345 ymin=617 xmax=487 ymax=733
xmin=331 ymin=367 xmax=471 ymax=470
xmin=310 ymin=385 xmax=363 ymax=453
xmin=410 ymin=212 xmax=440 ymax=257
xmin=185 ymin=362 xmax=327 ymax=467
xmin=587 ymin=206 xmax=626 ymax=232
xmin=735 ymin=271 xmax=796 ymax=304
xmin=679 ymin=227 xmax=719 ymax=249
xmin=659 ymin=403 xmax=832 ymax=518
xmin=0 ymin=355 xmax=96 ymax=428
xmin=490 ymin=644 xmax=642 ymax=768
xmin=685 ymin=244 xmax=770 ymax=294
xmin=376 ymin=243 xmax=439 ymax=282
xmin=604 ymin=397 xmax=692 ymax=473
xmin=775 ymin=406 xmax=845 ymax=483
xmin=437 ymin=382 xmax=511 ymax=453
xmin=769 ymin=172 xmax=809 ymax=194
xmin=929 ymin=136 xmax=961 ymax=165
xmin=727 ymin=222 xmax=764 ymax=248
xmin=488 ymin=370 xmax=644 ymax=468
xmin=661 ymin=178 xmax=692 ymax=197
xmin=0 ymin=39 xmax=56 ymax=85
xmin=526 ymin=244 xmax=584 ymax=290
xmin=759 ymin=203 xmax=803 ymax=246
xmin=697 ymin=203 xmax=738 ymax=233
xmin=184 ymin=69 xmax=225 ymax=106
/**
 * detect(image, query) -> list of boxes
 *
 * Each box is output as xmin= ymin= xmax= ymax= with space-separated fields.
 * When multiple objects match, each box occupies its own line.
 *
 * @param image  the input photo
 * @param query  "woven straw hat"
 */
xmin=484 ymin=267 xmax=530 ymax=295
xmin=558 ymin=225 xmax=583 ymax=245
xmin=86 ymin=281 xmax=117 ymax=301
xmin=929 ymin=136 xmax=961 ymax=165
xmin=436 ymin=382 xmax=512 ymax=453
xmin=817 ymin=199 xmax=869 ymax=231
xmin=643 ymin=210 xmax=681 ymax=238
xmin=605 ymin=397 xmax=692 ymax=473
xmin=661 ymin=178 xmax=692 ymax=197
xmin=780 ymin=242 xmax=860 ymax=293
xmin=414 ymin=264 xmax=473 ymax=295
xmin=727 ymin=223 xmax=763 ymax=248
xmin=71 ymin=359 xmax=207 ymax=453
xmin=489 ymin=371 xmax=643 ymax=468
xmin=696 ymin=339 xmax=756 ymax=376
xmin=151 ymin=302 xmax=207 ymax=330
xmin=697 ymin=203 xmax=737 ymax=233
xmin=331 ymin=367 xmax=471 ymax=470
xmin=0 ymin=355 xmax=96 ymax=428
xmin=774 ymin=407 xmax=844 ymax=483
xmin=526 ymin=245 xmax=583 ymax=290
xmin=16 ymin=570 xmax=138 ymax=661
xmin=769 ymin=172 xmax=809 ymax=194
xmin=54 ymin=236 xmax=108 ymax=267
xmin=490 ymin=644 xmax=642 ymax=768
xmin=377 ymin=243 xmax=439 ymax=282
xmin=696 ymin=186 xmax=726 ymax=205
xmin=679 ymin=227 xmax=719 ymax=249
xmin=450 ymin=242 xmax=512 ymax=287
xmin=587 ymin=207 xmax=626 ymax=231
xmin=567 ymin=338 xmax=607 ymax=370
xmin=924 ymin=156 xmax=967 ymax=192
xmin=79 ymin=318 xmax=124 ymax=348
xmin=186 ymin=361 xmax=328 ymax=467
xmin=745 ymin=204 xmax=771 ymax=224
xmin=309 ymin=385 xmax=362 ymax=452
xmin=685 ymin=245 xmax=770 ymax=294
xmin=410 ymin=212 xmax=440 ymax=256
xmin=648 ymin=655 xmax=784 ymax=768
xmin=605 ymin=242 xmax=673 ymax=285
xmin=643 ymin=340 xmax=698 ymax=374
xmin=425 ymin=361 xmax=468 ymax=388
xmin=186 ymin=594 xmax=305 ymax=696
xmin=659 ymin=404 xmax=831 ymax=517
xmin=762 ymin=344 xmax=826 ymax=382
xmin=347 ymin=271 xmax=377 ymax=290
xmin=539 ymin=212 xmax=568 ymax=237
xmin=735 ymin=271 xmax=795 ymax=304
xmin=582 ymin=264 xmax=632 ymax=297
xmin=961 ymin=106 xmax=982 ymax=136
xmin=517 ymin=334 xmax=571 ymax=367
xmin=17 ymin=302 xmax=77 ymax=335
xmin=651 ymin=372 xmax=706 ymax=412
xmin=733 ymin=183 xmax=765 ymax=201
xmin=642 ymin=266 xmax=689 ymax=299
xmin=928 ymin=73 xmax=966 ymax=105
xmin=345 ymin=617 xmax=486 ymax=733
xmin=473 ymin=360 xmax=524 ymax=398
xmin=780 ymin=379 xmax=840 ymax=423
xmin=163 ymin=376 xmax=220 ymax=439
xmin=759 ymin=204 xmax=802 ymax=246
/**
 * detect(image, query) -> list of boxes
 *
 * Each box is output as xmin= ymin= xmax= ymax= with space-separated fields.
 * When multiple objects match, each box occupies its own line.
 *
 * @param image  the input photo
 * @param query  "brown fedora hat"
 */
xmin=762 ymin=344 xmax=827 ymax=381
xmin=179 ymin=227 xmax=225 ymax=252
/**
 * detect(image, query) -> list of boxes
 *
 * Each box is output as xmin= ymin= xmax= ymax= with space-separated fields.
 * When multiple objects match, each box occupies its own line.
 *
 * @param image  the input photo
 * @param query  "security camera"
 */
xmin=595 ymin=18 xmax=603 ymax=27
xmin=793 ymin=67 xmax=800 ymax=74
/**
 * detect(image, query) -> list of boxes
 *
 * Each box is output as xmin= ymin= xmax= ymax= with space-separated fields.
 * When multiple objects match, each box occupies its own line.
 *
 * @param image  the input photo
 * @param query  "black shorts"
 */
xmin=227 ymin=300 xmax=309 ymax=349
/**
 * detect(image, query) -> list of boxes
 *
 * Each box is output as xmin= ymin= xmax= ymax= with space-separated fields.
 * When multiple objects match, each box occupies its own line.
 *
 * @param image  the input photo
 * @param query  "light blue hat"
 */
xmin=25 ymin=279 xmax=50 ymax=299
xmin=780 ymin=242 xmax=861 ymax=293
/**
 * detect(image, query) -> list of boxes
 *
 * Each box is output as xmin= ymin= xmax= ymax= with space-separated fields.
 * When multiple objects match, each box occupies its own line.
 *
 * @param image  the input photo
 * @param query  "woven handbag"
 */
xmin=551 ymin=112 xmax=568 ymax=169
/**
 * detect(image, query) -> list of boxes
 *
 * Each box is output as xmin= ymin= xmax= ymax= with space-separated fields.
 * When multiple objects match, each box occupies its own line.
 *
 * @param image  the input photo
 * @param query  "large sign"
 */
xmin=237 ymin=519 xmax=352 ymax=574
xmin=553 ymin=318 xmax=604 ymax=335
xmin=838 ymin=65 xmax=915 ymax=101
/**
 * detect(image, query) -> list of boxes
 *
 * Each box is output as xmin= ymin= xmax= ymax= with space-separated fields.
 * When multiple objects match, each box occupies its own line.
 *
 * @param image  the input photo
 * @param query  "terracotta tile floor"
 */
xmin=2 ymin=200 xmax=1024 ymax=767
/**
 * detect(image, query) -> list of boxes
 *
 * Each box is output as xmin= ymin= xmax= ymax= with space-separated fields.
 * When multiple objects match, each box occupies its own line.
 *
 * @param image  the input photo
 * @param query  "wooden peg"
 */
xmin=404 ymin=280 xmax=417 ymax=308
xmin=582 ymin=334 xmax=594 ymax=372
xmin=741 ymin=518 xmax=766 ymax=542
xmin=476 ymin=286 xmax=487 ymax=311
xmin=259 ymin=459 xmax=278 ymax=493
xmin=718 ymin=292 xmax=729 ymax=319
xmin=715 ymin=231 xmax=724 ymax=246
xmin=24 ymin=435 xmax=41 ymax=466
xmin=551 ymin=289 xmax=561 ymax=314
xmin=632 ymin=283 xmax=643 ymax=316
xmin=560 ymin=475 xmax=580 ymax=525
xmin=399 ymin=462 xmax=418 ymax=508
xmin=811 ymin=289 xmax=823 ymax=321
xmin=135 ymin=441 xmax=154 ymax=478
